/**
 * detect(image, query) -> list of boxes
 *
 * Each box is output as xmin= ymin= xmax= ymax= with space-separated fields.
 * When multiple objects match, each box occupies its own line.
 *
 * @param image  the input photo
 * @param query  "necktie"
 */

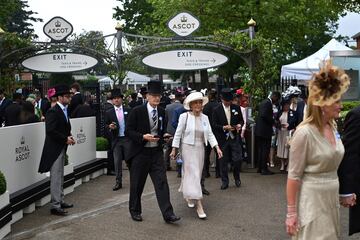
xmin=63 ymin=107 xmax=68 ymax=122
xmin=152 ymin=108 xmax=157 ymax=126
xmin=116 ymin=107 xmax=123 ymax=123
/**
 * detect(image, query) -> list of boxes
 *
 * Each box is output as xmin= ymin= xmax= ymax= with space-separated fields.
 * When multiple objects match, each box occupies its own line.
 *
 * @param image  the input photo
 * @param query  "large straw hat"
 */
xmin=308 ymin=60 xmax=350 ymax=106
xmin=183 ymin=92 xmax=208 ymax=110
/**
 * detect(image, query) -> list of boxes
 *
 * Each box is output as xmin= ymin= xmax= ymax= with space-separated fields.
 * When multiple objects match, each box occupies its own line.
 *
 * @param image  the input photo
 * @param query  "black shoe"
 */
xmin=261 ymin=169 xmax=275 ymax=175
xmin=164 ymin=215 xmax=181 ymax=223
xmin=177 ymin=173 xmax=181 ymax=178
xmin=131 ymin=214 xmax=143 ymax=222
xmin=215 ymin=173 xmax=220 ymax=178
xmin=107 ymin=170 xmax=116 ymax=176
xmin=202 ymin=188 xmax=210 ymax=195
xmin=167 ymin=166 xmax=172 ymax=171
xmin=50 ymin=208 xmax=68 ymax=216
xmin=113 ymin=182 xmax=122 ymax=191
xmin=60 ymin=202 xmax=74 ymax=209
xmin=204 ymin=172 xmax=210 ymax=178
xmin=235 ymin=180 xmax=241 ymax=188
xmin=220 ymin=183 xmax=228 ymax=190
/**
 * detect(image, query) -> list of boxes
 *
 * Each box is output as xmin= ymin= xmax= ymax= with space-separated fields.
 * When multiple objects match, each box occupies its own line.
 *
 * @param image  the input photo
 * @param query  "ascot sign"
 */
xmin=167 ymin=12 xmax=200 ymax=37
xmin=43 ymin=16 xmax=73 ymax=42
xmin=22 ymin=53 xmax=98 ymax=73
xmin=142 ymin=49 xmax=228 ymax=71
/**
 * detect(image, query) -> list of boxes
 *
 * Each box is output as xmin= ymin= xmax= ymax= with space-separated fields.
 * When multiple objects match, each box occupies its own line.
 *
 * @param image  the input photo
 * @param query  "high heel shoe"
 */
xmin=196 ymin=208 xmax=207 ymax=219
xmin=196 ymin=203 xmax=207 ymax=219
xmin=186 ymin=199 xmax=195 ymax=208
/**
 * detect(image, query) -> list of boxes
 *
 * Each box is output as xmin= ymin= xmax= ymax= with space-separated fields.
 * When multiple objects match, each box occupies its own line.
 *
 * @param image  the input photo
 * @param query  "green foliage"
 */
xmin=49 ymin=73 xmax=75 ymax=87
xmin=342 ymin=101 xmax=360 ymax=112
xmin=0 ymin=171 xmax=7 ymax=195
xmin=96 ymin=137 xmax=109 ymax=151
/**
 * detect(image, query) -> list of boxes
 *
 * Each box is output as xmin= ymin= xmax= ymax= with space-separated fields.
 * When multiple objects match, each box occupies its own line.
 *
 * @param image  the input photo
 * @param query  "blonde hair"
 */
xmin=299 ymin=98 xmax=336 ymax=133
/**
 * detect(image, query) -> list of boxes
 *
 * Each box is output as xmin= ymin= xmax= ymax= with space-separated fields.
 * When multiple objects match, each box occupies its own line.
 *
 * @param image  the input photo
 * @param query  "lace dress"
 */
xmin=288 ymin=124 xmax=344 ymax=240
xmin=179 ymin=116 xmax=204 ymax=200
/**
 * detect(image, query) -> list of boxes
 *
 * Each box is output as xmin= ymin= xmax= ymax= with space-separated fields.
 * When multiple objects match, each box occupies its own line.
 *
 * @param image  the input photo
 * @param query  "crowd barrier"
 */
xmin=0 ymin=117 xmax=106 ymax=239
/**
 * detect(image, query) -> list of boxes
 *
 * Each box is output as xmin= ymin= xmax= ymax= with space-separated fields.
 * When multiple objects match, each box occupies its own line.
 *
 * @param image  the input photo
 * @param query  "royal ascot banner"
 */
xmin=0 ymin=117 xmax=96 ymax=194
xmin=0 ymin=123 xmax=47 ymax=193
xmin=66 ymin=117 xmax=96 ymax=167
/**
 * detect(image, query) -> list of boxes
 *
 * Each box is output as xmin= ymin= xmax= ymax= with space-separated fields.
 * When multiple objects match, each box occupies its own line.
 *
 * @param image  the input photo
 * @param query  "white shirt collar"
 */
xmin=57 ymin=102 xmax=67 ymax=110
xmin=114 ymin=105 xmax=123 ymax=111
xmin=222 ymin=103 xmax=230 ymax=109
xmin=147 ymin=102 xmax=157 ymax=113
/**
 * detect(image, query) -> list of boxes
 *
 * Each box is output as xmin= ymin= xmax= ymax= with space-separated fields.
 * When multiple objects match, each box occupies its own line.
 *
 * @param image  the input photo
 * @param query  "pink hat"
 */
xmin=47 ymin=88 xmax=56 ymax=98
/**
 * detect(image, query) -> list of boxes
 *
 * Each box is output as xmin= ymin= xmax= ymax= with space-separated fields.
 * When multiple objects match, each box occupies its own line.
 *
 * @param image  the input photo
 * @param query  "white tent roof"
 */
xmin=124 ymin=71 xmax=151 ymax=84
xmin=281 ymin=39 xmax=352 ymax=80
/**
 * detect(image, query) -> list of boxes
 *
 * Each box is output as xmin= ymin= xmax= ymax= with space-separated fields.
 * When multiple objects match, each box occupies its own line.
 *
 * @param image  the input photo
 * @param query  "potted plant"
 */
xmin=0 ymin=171 xmax=11 ymax=239
xmin=96 ymin=137 xmax=109 ymax=159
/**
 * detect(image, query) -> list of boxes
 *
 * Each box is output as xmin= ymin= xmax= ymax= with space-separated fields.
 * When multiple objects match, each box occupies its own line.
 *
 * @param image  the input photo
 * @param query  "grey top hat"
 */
xmin=147 ymin=80 xmax=162 ymax=95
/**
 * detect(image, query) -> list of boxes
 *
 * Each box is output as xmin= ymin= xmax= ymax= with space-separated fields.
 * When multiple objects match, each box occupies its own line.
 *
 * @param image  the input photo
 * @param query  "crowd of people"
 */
xmin=1 ymin=60 xmax=359 ymax=238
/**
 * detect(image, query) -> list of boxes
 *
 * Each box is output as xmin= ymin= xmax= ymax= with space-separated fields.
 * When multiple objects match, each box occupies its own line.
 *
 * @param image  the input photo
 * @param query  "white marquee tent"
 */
xmin=280 ymin=39 xmax=352 ymax=80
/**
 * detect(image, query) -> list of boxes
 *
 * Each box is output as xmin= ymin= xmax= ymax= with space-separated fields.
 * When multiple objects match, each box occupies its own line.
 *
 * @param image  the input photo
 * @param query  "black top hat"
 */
xmin=54 ymin=85 xmax=71 ymax=97
xmin=147 ymin=80 xmax=162 ymax=95
xmin=220 ymin=88 xmax=234 ymax=101
xmin=140 ymin=87 xmax=148 ymax=95
xmin=111 ymin=89 xmax=123 ymax=98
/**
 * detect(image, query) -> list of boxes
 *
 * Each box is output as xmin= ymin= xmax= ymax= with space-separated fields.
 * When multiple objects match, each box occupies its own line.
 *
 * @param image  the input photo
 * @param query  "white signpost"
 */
xmin=22 ymin=53 xmax=98 ymax=73
xmin=167 ymin=12 xmax=200 ymax=37
xmin=43 ymin=16 xmax=73 ymax=42
xmin=142 ymin=49 xmax=228 ymax=71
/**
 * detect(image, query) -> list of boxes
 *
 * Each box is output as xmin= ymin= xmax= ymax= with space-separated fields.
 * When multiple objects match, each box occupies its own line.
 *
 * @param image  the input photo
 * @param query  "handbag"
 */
xmin=175 ymin=112 xmax=189 ymax=164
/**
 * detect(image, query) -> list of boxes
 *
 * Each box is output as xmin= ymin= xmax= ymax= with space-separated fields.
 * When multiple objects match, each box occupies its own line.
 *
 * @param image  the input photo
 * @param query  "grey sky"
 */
xmin=27 ymin=0 xmax=359 ymax=45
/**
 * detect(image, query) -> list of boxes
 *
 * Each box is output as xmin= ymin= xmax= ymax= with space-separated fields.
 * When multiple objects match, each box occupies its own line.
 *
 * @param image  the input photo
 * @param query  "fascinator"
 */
xmin=308 ymin=60 xmax=350 ymax=106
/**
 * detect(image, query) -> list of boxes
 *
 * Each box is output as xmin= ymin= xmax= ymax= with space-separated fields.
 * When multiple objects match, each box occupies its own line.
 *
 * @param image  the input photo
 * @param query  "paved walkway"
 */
xmin=6 ymin=167 xmax=356 ymax=240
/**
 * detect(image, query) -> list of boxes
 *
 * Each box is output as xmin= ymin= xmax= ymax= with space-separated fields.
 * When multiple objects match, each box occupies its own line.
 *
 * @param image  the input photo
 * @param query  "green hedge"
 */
xmin=0 ymin=171 xmax=7 ymax=195
xmin=96 ymin=137 xmax=109 ymax=151
xmin=342 ymin=101 xmax=360 ymax=112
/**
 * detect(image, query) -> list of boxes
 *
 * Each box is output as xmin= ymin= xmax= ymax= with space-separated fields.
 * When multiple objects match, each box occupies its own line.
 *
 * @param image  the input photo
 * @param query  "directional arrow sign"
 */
xmin=22 ymin=53 xmax=98 ymax=73
xmin=142 ymin=49 xmax=228 ymax=71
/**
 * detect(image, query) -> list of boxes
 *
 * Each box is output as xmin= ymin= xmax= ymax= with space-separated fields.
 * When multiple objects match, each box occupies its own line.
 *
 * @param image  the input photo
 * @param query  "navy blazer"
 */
xmin=125 ymin=104 xmax=167 ymax=162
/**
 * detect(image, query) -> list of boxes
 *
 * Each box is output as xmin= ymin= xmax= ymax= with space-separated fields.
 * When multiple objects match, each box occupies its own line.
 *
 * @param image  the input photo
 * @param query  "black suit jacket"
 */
xmin=203 ymin=100 xmax=220 ymax=128
xmin=338 ymin=106 xmax=360 ymax=235
xmin=39 ymin=98 xmax=50 ymax=116
xmin=255 ymin=99 xmax=275 ymax=138
xmin=0 ymin=98 xmax=11 ymax=126
xmin=4 ymin=102 xmax=22 ymax=126
xmin=38 ymin=104 xmax=71 ymax=173
xmin=212 ymin=104 xmax=244 ymax=147
xmin=68 ymin=93 xmax=84 ymax=116
xmin=104 ymin=105 xmax=131 ymax=148
xmin=125 ymin=104 xmax=167 ymax=162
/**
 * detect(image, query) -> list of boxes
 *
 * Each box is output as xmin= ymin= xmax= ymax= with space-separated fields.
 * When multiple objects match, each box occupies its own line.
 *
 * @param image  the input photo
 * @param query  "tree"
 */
xmin=0 ymin=0 xmax=42 ymax=38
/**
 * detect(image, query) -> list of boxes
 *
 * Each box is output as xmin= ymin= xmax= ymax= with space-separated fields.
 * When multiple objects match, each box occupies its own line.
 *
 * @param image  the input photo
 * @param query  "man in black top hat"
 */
xmin=38 ymin=84 xmax=75 ymax=216
xmin=135 ymin=87 xmax=148 ymax=105
xmin=212 ymin=88 xmax=244 ymax=190
xmin=125 ymin=80 xmax=180 ymax=223
xmin=105 ymin=89 xmax=131 ymax=191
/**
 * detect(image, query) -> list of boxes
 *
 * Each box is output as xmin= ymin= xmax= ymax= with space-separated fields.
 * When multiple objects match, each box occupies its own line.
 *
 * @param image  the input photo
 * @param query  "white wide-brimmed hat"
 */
xmin=183 ymin=92 xmax=208 ymax=110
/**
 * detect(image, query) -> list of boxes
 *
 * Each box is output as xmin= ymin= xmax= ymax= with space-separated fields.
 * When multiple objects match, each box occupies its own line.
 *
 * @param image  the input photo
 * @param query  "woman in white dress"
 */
xmin=170 ymin=92 xmax=223 ymax=219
